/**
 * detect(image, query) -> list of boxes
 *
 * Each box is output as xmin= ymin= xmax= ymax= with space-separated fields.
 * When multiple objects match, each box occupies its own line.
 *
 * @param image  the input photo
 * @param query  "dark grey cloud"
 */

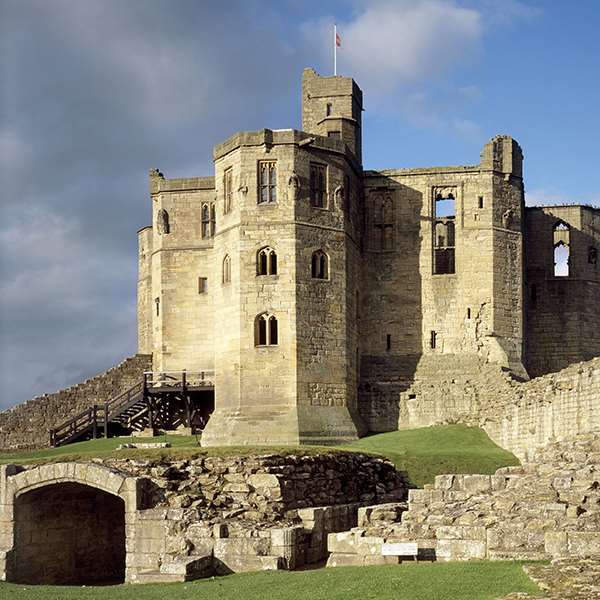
xmin=0 ymin=0 xmax=309 ymax=408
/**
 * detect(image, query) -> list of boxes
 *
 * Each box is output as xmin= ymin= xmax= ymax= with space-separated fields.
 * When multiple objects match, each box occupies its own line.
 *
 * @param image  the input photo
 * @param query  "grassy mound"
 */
xmin=0 ymin=425 xmax=519 ymax=488
xmin=343 ymin=425 xmax=520 ymax=487
xmin=0 ymin=562 xmax=542 ymax=600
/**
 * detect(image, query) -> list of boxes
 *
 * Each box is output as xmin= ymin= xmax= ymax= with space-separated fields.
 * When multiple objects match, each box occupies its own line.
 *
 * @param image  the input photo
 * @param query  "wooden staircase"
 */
xmin=49 ymin=371 xmax=215 ymax=447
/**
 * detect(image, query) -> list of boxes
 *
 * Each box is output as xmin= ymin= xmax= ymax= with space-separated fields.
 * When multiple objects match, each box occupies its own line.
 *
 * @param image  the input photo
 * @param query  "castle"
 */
xmin=137 ymin=68 xmax=600 ymax=448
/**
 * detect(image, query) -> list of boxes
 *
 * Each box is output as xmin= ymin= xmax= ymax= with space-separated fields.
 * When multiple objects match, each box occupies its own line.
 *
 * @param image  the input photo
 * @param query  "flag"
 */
xmin=336 ymin=31 xmax=341 ymax=47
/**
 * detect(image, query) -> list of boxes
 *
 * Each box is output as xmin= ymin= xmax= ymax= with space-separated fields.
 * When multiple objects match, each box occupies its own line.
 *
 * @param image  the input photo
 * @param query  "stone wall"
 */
xmin=0 ymin=354 xmax=152 ymax=450
xmin=326 ymin=433 xmax=600 ymax=566
xmin=361 ymin=353 xmax=600 ymax=460
xmin=0 ymin=451 xmax=408 ymax=584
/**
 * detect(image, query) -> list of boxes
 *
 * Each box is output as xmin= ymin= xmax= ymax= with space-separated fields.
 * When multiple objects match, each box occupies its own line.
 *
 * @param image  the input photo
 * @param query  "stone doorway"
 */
xmin=12 ymin=482 xmax=126 ymax=585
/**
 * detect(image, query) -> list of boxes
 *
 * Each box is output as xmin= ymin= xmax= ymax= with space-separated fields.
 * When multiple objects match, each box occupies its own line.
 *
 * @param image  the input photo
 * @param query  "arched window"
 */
xmin=255 ymin=313 xmax=278 ymax=346
xmin=222 ymin=254 xmax=231 ymax=284
xmin=257 ymin=247 xmax=277 ymax=276
xmin=311 ymin=250 xmax=329 ymax=279
xmin=553 ymin=221 xmax=570 ymax=277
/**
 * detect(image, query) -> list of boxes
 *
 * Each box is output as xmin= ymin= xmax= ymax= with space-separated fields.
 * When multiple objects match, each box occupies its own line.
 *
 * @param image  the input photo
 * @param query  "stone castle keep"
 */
xmin=137 ymin=68 xmax=600 ymax=448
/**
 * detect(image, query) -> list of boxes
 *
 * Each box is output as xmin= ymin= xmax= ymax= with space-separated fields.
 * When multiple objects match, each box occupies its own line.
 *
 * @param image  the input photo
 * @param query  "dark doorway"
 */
xmin=13 ymin=483 xmax=125 ymax=585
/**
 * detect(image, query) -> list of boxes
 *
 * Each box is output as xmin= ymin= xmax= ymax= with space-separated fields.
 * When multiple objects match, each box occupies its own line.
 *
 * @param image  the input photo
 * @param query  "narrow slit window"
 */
xmin=201 ymin=203 xmax=214 ymax=239
xmin=222 ymin=255 xmax=231 ymax=284
xmin=386 ymin=334 xmax=391 ymax=351
xmin=430 ymin=330 xmax=437 ymax=349
xmin=326 ymin=102 xmax=332 ymax=116
xmin=478 ymin=196 xmax=484 ymax=209
xmin=467 ymin=307 xmax=471 ymax=319
xmin=310 ymin=164 xmax=327 ymax=208
xmin=224 ymin=167 xmax=233 ymax=214
xmin=155 ymin=297 xmax=160 ymax=316
xmin=198 ymin=277 xmax=208 ymax=294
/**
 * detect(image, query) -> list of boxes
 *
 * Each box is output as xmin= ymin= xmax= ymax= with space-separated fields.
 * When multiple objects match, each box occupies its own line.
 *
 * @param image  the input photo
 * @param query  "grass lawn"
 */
xmin=343 ymin=425 xmax=520 ymax=487
xmin=0 ymin=425 xmax=519 ymax=488
xmin=0 ymin=562 xmax=542 ymax=600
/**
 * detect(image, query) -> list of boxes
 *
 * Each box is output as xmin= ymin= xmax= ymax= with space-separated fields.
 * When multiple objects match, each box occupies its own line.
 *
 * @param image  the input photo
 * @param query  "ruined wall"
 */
xmin=367 ymin=354 xmax=600 ymax=460
xmin=524 ymin=205 xmax=600 ymax=377
xmin=0 ymin=452 xmax=408 ymax=584
xmin=327 ymin=433 xmax=600 ymax=566
xmin=0 ymin=354 xmax=152 ymax=450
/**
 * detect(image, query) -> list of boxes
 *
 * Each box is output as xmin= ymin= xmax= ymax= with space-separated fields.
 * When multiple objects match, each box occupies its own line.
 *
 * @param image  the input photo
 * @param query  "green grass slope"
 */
xmin=0 ymin=562 xmax=542 ymax=600
xmin=0 ymin=425 xmax=519 ymax=488
xmin=342 ymin=425 xmax=520 ymax=487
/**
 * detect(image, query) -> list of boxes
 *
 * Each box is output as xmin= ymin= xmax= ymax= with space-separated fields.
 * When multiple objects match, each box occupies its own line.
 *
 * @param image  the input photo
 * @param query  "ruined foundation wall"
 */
xmin=0 ymin=354 xmax=152 ymax=450
xmin=379 ymin=355 xmax=600 ymax=460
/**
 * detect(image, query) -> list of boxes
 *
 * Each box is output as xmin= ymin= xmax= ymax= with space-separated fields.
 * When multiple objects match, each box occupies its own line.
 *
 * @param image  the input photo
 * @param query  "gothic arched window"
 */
xmin=553 ymin=221 xmax=570 ymax=277
xmin=222 ymin=254 xmax=231 ymax=284
xmin=311 ymin=250 xmax=329 ymax=279
xmin=255 ymin=313 xmax=278 ymax=346
xmin=257 ymin=247 xmax=277 ymax=276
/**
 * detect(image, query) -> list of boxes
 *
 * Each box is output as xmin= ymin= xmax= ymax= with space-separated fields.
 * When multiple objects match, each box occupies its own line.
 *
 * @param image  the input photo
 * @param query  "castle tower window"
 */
xmin=433 ymin=190 xmax=456 ymax=274
xmin=210 ymin=204 xmax=216 ymax=236
xmin=155 ymin=297 xmax=160 ymax=316
xmin=326 ymin=102 xmax=332 ymax=116
xmin=478 ymin=196 xmax=484 ymax=209
xmin=310 ymin=164 xmax=327 ymax=208
xmin=222 ymin=254 xmax=231 ymax=284
xmin=553 ymin=221 xmax=570 ymax=277
xmin=224 ymin=167 xmax=233 ymax=214
xmin=258 ymin=161 xmax=277 ymax=204
xmin=198 ymin=277 xmax=208 ymax=294
xmin=255 ymin=313 xmax=278 ymax=346
xmin=430 ymin=330 xmax=437 ymax=349
xmin=157 ymin=208 xmax=170 ymax=235
xmin=257 ymin=247 xmax=277 ymax=276
xmin=328 ymin=131 xmax=341 ymax=139
xmin=311 ymin=249 xmax=329 ymax=279
xmin=386 ymin=334 xmax=391 ymax=351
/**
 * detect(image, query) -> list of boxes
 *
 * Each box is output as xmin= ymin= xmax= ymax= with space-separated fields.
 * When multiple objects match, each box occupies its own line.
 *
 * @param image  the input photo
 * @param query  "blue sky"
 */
xmin=1 ymin=0 xmax=599 ymax=410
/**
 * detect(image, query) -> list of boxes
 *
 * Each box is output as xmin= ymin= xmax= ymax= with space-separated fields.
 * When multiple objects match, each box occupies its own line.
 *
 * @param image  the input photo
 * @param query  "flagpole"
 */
xmin=334 ymin=23 xmax=337 ymax=76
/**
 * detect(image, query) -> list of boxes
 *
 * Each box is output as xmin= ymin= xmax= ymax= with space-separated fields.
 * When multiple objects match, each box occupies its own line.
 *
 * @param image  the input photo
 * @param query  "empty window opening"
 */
xmin=326 ymin=102 xmax=332 ymax=116
xmin=258 ymin=161 xmax=277 ymax=204
xmin=530 ymin=284 xmax=537 ymax=308
xmin=310 ymin=163 xmax=327 ymax=208
xmin=408 ymin=393 xmax=416 ymax=400
xmin=327 ymin=130 xmax=341 ymax=139
xmin=222 ymin=254 xmax=231 ymax=284
xmin=311 ymin=249 xmax=329 ymax=279
xmin=386 ymin=334 xmax=391 ymax=351
xmin=155 ymin=297 xmax=160 ymax=316
xmin=478 ymin=196 xmax=484 ymax=209
xmin=433 ymin=191 xmax=456 ymax=274
xmin=588 ymin=246 xmax=598 ymax=266
xmin=224 ymin=167 xmax=233 ymax=214
xmin=553 ymin=221 xmax=570 ymax=277
xmin=255 ymin=313 xmax=278 ymax=346
xmin=554 ymin=243 xmax=570 ymax=277
xmin=467 ymin=307 xmax=471 ymax=319
xmin=257 ymin=247 xmax=277 ymax=276
xmin=198 ymin=277 xmax=208 ymax=294
xmin=430 ymin=330 xmax=437 ymax=349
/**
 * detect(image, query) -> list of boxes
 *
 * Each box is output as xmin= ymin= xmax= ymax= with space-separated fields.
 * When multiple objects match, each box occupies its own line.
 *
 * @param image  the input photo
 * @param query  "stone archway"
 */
xmin=0 ymin=462 xmax=140 ymax=585
xmin=13 ymin=482 xmax=125 ymax=584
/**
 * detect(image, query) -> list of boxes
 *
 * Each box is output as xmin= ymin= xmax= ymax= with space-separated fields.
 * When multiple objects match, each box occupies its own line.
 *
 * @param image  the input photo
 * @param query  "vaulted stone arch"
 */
xmin=0 ymin=463 xmax=141 ymax=585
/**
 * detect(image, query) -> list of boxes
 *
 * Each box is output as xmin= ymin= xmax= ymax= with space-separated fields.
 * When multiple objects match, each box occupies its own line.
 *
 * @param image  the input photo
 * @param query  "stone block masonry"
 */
xmin=0 ymin=354 xmax=152 ymax=450
xmin=326 ymin=433 xmax=600 ymax=567
xmin=0 ymin=451 xmax=409 ymax=584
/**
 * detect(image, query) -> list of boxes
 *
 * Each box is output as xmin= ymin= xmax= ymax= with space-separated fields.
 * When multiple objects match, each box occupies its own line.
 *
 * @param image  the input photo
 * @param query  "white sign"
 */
xmin=382 ymin=542 xmax=418 ymax=556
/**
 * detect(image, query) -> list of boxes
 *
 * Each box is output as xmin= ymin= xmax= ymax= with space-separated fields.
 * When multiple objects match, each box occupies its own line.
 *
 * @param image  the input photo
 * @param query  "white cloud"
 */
xmin=525 ymin=188 xmax=600 ymax=208
xmin=303 ymin=1 xmax=482 ymax=97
